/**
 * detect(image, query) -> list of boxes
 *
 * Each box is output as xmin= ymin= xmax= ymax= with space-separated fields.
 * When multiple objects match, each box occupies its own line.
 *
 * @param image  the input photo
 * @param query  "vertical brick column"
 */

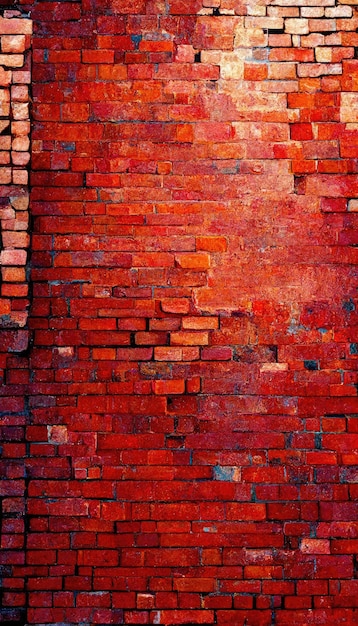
xmin=0 ymin=9 xmax=32 ymax=625
xmin=0 ymin=9 xmax=32 ymax=339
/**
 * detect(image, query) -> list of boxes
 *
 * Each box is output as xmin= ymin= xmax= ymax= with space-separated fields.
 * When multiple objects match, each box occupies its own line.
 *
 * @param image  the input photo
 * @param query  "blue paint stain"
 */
xmin=343 ymin=299 xmax=355 ymax=312
xmin=304 ymin=360 xmax=319 ymax=371
xmin=61 ymin=142 xmax=76 ymax=152
xmin=213 ymin=466 xmax=234 ymax=481
xmin=131 ymin=34 xmax=142 ymax=49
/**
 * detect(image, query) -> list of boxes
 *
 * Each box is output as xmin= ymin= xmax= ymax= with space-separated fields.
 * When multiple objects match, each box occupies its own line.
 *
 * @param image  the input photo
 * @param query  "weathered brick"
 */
xmin=1 ymin=3 xmax=358 ymax=624
xmin=1 ymin=35 xmax=26 ymax=53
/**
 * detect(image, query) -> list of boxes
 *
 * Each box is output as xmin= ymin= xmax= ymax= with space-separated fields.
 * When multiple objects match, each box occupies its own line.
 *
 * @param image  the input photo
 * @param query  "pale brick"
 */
xmin=0 ymin=54 xmax=24 ymax=68
xmin=12 ymin=137 xmax=30 ymax=152
xmin=11 ymin=102 xmax=29 ymax=120
xmin=326 ymin=5 xmax=352 ymax=15
xmin=1 ymin=35 xmax=26 ymax=53
xmin=315 ymin=47 xmax=332 ymax=62
xmin=285 ymin=18 xmax=309 ymax=34
xmin=0 ymin=136 xmax=13 ymax=150
xmin=271 ymin=0 xmax=334 ymax=5
xmin=340 ymin=93 xmax=358 ymax=122
xmin=0 ymin=167 xmax=11 ymax=184
xmin=0 ymin=88 xmax=10 ymax=102
xmin=325 ymin=33 xmax=342 ymax=45
xmin=11 ymin=151 xmax=30 ymax=166
xmin=10 ymin=195 xmax=29 ymax=211
xmin=3 ymin=10 xmax=23 ymax=18
xmin=301 ymin=33 xmax=325 ymax=46
xmin=175 ymin=45 xmax=195 ymax=63
xmin=234 ymin=27 xmax=268 ymax=48
xmin=0 ymin=101 xmax=10 ymax=116
xmin=0 ymin=207 xmax=14 ymax=220
xmin=247 ymin=5 xmax=266 ymax=17
xmin=244 ymin=17 xmax=284 ymax=29
xmin=301 ymin=7 xmax=325 ymax=16
xmin=268 ymin=62 xmax=297 ymax=80
xmin=218 ymin=51 xmax=246 ymax=79
xmin=3 ymin=217 xmax=28 ymax=230
xmin=297 ymin=62 xmax=342 ymax=76
xmin=12 ymin=70 xmax=31 ymax=84
xmin=0 ymin=151 xmax=10 ymax=165
xmin=0 ymin=17 xmax=32 ymax=35
xmin=0 ymin=120 xmax=9 ymax=134
xmin=308 ymin=18 xmax=336 ymax=31
xmin=12 ymin=169 xmax=28 ymax=185
xmin=268 ymin=7 xmax=300 ymax=16
xmin=11 ymin=85 xmax=28 ymax=102
xmin=260 ymin=363 xmax=289 ymax=372
xmin=0 ymin=249 xmax=27 ymax=266
xmin=261 ymin=80 xmax=299 ymax=93
xmin=1 ymin=232 xmax=29 ymax=249
xmin=203 ymin=0 xmax=220 ymax=7
xmin=348 ymin=199 xmax=358 ymax=211
xmin=15 ymin=220 xmax=29 ymax=231
xmin=11 ymin=121 xmax=30 ymax=136
xmin=0 ymin=66 xmax=11 ymax=86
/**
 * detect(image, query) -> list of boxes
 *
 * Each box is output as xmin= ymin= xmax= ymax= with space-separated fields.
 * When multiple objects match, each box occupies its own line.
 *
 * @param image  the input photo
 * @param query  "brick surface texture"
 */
xmin=1 ymin=0 xmax=358 ymax=624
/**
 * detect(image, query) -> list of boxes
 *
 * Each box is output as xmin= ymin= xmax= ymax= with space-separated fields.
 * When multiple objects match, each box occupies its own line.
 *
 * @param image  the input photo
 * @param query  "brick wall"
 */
xmin=0 ymin=9 xmax=31 ymax=335
xmin=1 ymin=0 xmax=358 ymax=624
xmin=0 ymin=8 xmax=32 ymax=625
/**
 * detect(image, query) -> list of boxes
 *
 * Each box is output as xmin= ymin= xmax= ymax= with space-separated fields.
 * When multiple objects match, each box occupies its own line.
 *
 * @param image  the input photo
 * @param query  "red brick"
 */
xmin=2 ymin=5 xmax=358 ymax=623
xmin=153 ymin=380 xmax=185 ymax=395
xmin=291 ymin=123 xmax=314 ymax=140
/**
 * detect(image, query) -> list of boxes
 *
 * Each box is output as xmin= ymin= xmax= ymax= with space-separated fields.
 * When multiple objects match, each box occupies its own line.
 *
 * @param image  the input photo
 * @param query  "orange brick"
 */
xmin=182 ymin=317 xmax=218 ymax=330
xmin=244 ymin=63 xmax=268 ymax=81
xmin=161 ymin=298 xmax=190 ymax=314
xmin=175 ymin=254 xmax=210 ymax=270
xmin=171 ymin=331 xmax=209 ymax=346
xmin=196 ymin=236 xmax=227 ymax=252
xmin=0 ymin=298 xmax=11 ymax=315
xmin=176 ymin=124 xmax=194 ymax=143
xmin=1 ymin=267 xmax=26 ymax=282
xmin=153 ymin=379 xmax=185 ymax=395
xmin=92 ymin=348 xmax=116 ymax=360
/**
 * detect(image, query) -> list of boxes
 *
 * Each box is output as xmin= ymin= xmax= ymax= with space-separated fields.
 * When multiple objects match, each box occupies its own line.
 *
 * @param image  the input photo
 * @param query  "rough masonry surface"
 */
xmin=0 ymin=0 xmax=358 ymax=624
